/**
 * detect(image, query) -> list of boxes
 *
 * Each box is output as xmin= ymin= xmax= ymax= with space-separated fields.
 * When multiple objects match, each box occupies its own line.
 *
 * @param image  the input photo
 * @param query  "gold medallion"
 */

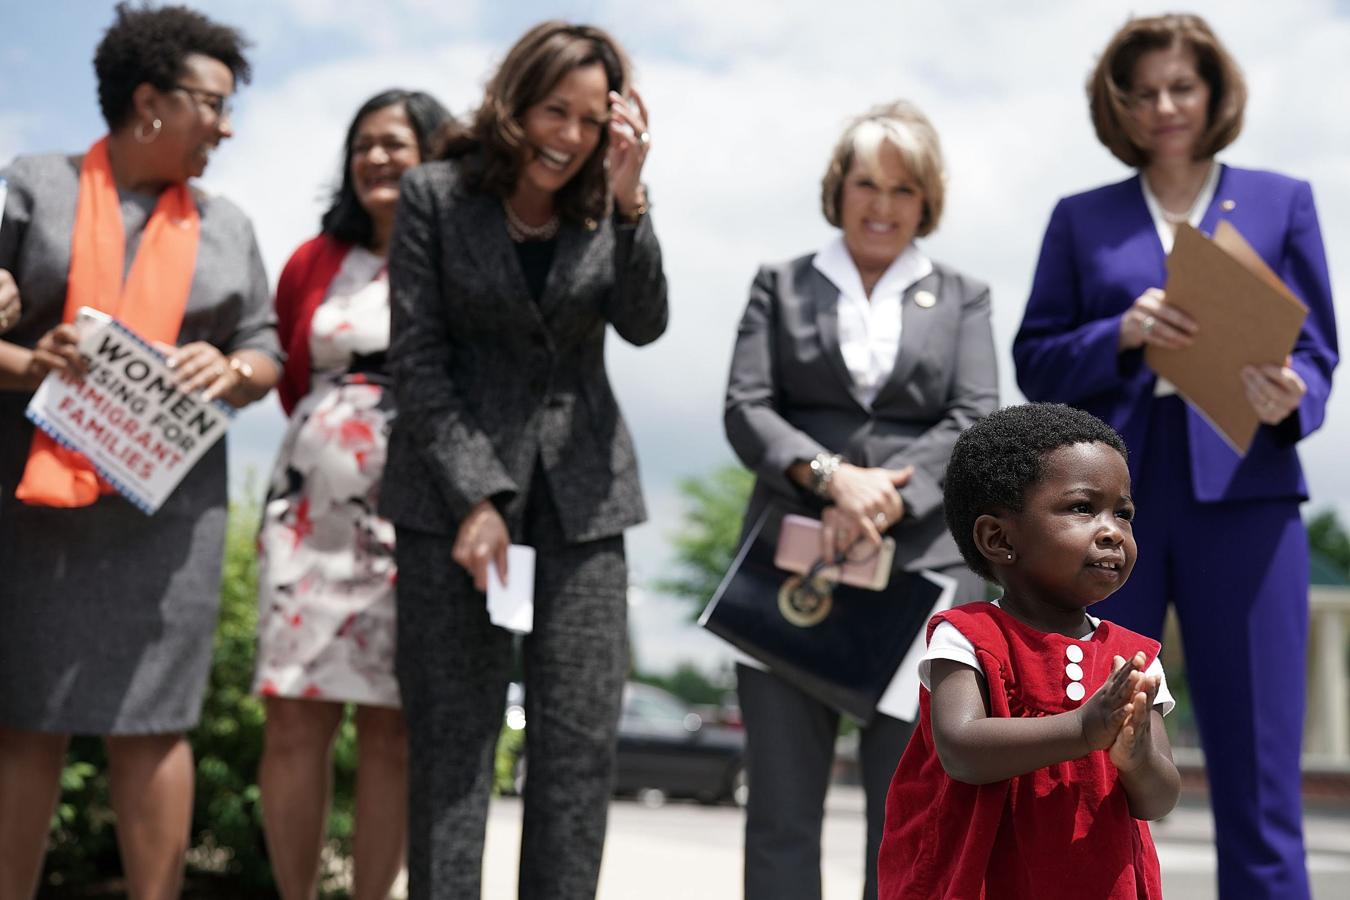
xmin=778 ymin=574 xmax=834 ymax=627
xmin=913 ymin=290 xmax=937 ymax=309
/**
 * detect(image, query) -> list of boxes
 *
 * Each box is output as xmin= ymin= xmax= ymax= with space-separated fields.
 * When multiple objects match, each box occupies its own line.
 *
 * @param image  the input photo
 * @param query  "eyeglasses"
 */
xmin=173 ymin=84 xmax=233 ymax=120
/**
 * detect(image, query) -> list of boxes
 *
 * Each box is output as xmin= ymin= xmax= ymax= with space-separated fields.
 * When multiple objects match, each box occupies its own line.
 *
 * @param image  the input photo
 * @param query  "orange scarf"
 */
xmin=14 ymin=136 xmax=200 ymax=507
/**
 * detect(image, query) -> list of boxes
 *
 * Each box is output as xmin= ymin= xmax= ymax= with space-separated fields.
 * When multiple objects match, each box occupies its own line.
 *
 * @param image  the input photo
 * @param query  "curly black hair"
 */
xmin=93 ymin=2 xmax=252 ymax=130
xmin=944 ymin=403 xmax=1128 ymax=581
xmin=321 ymin=90 xmax=453 ymax=248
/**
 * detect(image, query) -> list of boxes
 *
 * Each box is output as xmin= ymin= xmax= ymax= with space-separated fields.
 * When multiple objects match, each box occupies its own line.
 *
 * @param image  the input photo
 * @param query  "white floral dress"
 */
xmin=254 ymin=247 xmax=399 ymax=707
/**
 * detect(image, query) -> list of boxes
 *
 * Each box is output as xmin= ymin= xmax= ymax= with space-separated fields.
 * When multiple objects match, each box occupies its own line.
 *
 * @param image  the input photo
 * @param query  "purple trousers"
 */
xmin=1092 ymin=396 xmax=1310 ymax=899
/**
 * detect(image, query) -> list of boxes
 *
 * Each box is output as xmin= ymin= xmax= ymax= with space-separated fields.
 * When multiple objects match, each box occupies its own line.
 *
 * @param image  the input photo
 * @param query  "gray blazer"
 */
xmin=381 ymin=160 xmax=668 ymax=542
xmin=724 ymin=252 xmax=997 ymax=572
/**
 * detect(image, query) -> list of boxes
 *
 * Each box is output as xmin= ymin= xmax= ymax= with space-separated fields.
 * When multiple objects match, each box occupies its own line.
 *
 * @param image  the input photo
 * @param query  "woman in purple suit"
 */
xmin=1014 ymin=14 xmax=1336 ymax=899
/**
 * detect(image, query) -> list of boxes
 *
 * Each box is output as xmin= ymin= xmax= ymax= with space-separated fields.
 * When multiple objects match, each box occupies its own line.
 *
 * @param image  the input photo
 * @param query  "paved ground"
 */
xmin=479 ymin=786 xmax=1350 ymax=899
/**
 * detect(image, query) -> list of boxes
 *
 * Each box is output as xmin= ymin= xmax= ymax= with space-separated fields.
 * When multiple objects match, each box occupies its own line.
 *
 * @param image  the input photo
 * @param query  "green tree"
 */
xmin=1307 ymin=507 xmax=1350 ymax=577
xmin=655 ymin=464 xmax=755 ymax=611
xmin=635 ymin=663 xmax=731 ymax=706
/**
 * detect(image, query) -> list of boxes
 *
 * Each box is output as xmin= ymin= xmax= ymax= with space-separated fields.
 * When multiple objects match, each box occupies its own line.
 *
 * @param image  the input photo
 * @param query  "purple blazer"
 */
xmin=1014 ymin=165 xmax=1338 ymax=503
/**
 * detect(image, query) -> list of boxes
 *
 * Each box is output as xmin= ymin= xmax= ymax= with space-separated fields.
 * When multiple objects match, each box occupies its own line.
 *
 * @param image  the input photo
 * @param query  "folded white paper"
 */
xmin=487 ymin=545 xmax=536 ymax=634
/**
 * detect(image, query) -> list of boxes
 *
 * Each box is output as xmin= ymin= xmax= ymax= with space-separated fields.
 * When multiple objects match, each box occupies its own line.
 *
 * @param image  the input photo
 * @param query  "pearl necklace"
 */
xmin=1151 ymin=161 xmax=1215 ymax=225
xmin=503 ymin=200 xmax=559 ymax=242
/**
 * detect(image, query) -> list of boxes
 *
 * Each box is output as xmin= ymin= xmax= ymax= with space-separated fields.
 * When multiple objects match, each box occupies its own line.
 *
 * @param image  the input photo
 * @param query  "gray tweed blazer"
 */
xmin=381 ymin=160 xmax=668 ymax=543
xmin=725 ymin=253 xmax=998 ymax=572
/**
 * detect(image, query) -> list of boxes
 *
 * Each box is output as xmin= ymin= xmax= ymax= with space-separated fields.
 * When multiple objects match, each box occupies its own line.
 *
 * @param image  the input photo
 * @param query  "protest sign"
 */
xmin=25 ymin=309 xmax=233 ymax=513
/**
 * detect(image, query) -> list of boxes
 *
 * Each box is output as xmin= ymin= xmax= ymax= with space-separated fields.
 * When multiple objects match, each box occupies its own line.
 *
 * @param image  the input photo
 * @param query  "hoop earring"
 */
xmin=134 ymin=118 xmax=163 ymax=144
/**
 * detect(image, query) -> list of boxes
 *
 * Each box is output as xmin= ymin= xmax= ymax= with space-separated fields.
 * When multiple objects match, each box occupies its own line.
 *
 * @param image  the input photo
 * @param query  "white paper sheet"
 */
xmin=874 ymin=569 xmax=958 ymax=722
xmin=487 ymin=544 xmax=536 ymax=634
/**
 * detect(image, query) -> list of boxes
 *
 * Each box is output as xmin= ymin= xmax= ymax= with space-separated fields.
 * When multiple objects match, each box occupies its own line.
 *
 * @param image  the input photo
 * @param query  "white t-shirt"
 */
xmin=919 ymin=602 xmax=1175 ymax=715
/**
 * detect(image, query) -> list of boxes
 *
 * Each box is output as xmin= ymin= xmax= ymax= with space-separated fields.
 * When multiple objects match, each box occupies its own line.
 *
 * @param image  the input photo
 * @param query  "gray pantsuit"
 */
xmin=396 ymin=479 xmax=628 ymax=899
xmin=723 ymin=251 xmax=998 ymax=899
xmin=383 ymin=158 xmax=667 ymax=900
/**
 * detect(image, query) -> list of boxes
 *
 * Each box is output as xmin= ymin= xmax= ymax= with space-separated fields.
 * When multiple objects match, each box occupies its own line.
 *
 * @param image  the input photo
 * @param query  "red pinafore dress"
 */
xmin=878 ymin=603 xmax=1164 ymax=900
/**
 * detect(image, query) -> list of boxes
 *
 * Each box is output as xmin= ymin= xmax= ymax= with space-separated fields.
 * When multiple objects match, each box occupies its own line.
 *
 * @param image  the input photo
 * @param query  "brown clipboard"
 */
xmin=1145 ymin=221 xmax=1307 ymax=455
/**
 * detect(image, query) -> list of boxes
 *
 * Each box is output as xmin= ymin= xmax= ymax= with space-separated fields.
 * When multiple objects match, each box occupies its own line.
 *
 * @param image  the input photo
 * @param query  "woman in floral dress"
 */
xmin=253 ymin=89 xmax=450 ymax=900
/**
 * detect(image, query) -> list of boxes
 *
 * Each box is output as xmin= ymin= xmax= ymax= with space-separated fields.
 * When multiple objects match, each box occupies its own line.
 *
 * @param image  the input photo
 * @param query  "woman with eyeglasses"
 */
xmin=0 ymin=5 xmax=280 ymax=896
xmin=1013 ymin=14 xmax=1337 ymax=897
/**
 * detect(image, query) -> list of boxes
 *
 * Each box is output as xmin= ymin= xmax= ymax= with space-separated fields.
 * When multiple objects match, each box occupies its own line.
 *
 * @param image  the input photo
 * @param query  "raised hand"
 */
xmin=606 ymin=87 xmax=650 ymax=216
xmin=1078 ymin=652 xmax=1148 ymax=751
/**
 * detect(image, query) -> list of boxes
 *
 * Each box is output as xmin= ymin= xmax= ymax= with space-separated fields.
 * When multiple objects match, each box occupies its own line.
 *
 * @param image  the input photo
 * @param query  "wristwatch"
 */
xmin=807 ymin=452 xmax=842 ymax=500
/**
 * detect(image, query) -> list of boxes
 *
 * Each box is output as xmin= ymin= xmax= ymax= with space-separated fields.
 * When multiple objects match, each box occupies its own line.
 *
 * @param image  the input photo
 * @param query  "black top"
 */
xmin=512 ymin=236 xmax=558 ymax=303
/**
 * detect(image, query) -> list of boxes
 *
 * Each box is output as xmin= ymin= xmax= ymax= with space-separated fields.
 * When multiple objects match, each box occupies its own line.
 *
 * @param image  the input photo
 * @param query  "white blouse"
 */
xmin=812 ymin=236 xmax=932 ymax=406
xmin=1139 ymin=161 xmax=1221 ymax=399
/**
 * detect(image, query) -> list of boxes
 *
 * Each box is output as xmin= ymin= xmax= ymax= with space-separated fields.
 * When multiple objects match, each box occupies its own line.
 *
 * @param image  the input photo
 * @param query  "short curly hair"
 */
xmin=944 ymin=404 xmax=1128 ymax=581
xmin=94 ymin=2 xmax=252 ymax=131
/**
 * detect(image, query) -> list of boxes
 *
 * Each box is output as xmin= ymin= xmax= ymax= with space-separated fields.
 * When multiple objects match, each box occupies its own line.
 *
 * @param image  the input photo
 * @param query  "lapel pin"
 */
xmin=1221 ymin=199 xmax=1236 ymax=212
xmin=913 ymin=290 xmax=937 ymax=309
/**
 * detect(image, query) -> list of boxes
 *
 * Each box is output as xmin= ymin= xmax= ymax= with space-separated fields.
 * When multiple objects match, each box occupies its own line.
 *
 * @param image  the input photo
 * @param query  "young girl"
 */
xmin=878 ymin=403 xmax=1180 ymax=899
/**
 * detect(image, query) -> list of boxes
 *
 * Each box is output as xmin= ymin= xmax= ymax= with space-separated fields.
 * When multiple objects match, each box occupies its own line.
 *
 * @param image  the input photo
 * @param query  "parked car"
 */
xmin=504 ymin=681 xmax=747 ymax=806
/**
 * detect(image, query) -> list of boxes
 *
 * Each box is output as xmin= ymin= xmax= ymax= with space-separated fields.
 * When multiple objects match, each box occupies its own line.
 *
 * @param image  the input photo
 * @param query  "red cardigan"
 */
xmin=274 ymin=235 xmax=352 ymax=415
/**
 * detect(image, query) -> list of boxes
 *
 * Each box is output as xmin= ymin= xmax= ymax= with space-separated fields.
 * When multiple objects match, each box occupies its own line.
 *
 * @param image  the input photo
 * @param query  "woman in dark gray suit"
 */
xmin=724 ymin=100 xmax=996 ymax=900
xmin=382 ymin=21 xmax=666 ymax=900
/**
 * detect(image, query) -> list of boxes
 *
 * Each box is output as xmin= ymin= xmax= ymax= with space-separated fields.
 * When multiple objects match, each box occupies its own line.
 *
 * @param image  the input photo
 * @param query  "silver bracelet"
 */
xmin=807 ymin=452 xmax=842 ymax=500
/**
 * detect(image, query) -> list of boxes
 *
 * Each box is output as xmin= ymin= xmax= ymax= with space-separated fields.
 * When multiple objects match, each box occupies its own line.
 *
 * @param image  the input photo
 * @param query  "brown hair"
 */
xmin=437 ymin=21 xmax=630 ymax=223
xmin=820 ymin=100 xmax=946 ymax=237
xmin=1087 ymin=13 xmax=1246 ymax=168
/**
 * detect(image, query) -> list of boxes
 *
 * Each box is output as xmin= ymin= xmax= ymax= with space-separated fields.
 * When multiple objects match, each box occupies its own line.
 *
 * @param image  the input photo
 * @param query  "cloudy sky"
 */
xmin=4 ymin=0 xmax=1348 ymax=675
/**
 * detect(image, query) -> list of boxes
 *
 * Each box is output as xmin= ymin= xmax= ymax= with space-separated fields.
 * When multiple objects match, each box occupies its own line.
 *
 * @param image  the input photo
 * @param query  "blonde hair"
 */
xmin=820 ymin=100 xmax=946 ymax=236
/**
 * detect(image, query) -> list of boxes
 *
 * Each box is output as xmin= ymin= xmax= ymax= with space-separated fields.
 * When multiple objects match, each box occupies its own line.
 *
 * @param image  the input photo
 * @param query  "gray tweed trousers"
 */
xmin=395 ymin=481 xmax=628 ymax=900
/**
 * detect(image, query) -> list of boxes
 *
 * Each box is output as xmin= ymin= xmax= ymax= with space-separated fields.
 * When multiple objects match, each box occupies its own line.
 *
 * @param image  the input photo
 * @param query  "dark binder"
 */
xmin=699 ymin=506 xmax=942 ymax=724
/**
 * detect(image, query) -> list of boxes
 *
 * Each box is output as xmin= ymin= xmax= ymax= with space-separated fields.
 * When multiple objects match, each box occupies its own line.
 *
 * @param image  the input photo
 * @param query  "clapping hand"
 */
xmin=1110 ymin=660 xmax=1162 ymax=773
xmin=1078 ymin=652 xmax=1149 ymax=752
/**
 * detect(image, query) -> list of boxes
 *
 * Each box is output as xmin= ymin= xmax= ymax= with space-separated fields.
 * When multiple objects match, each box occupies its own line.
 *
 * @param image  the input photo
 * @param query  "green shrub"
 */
xmin=41 ymin=496 xmax=360 ymax=896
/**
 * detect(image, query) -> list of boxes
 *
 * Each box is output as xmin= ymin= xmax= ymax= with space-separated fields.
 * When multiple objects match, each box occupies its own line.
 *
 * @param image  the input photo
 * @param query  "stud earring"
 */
xmin=1006 ymin=553 xmax=1014 ymax=561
